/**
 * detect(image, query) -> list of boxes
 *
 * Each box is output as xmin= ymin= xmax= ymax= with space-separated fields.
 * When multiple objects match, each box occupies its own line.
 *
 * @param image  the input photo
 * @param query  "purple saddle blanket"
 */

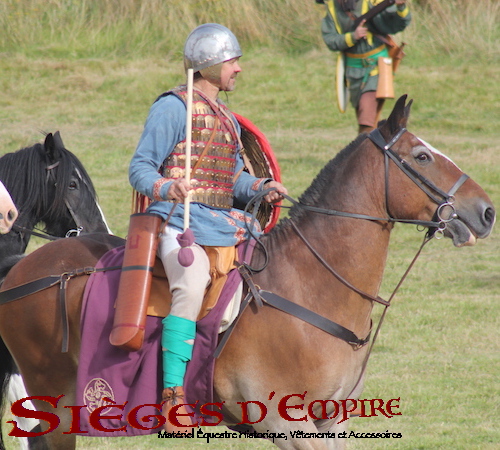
xmin=75 ymin=243 xmax=253 ymax=437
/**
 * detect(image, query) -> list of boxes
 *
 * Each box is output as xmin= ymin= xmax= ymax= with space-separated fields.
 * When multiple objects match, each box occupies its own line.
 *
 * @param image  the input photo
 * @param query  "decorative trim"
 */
xmin=153 ymin=178 xmax=171 ymax=201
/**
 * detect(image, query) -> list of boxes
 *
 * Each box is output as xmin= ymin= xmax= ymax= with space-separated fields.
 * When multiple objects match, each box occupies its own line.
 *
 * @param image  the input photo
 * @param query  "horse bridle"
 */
xmin=368 ymin=127 xmax=469 ymax=237
xmin=231 ymin=128 xmax=474 ymax=411
xmin=46 ymin=162 xmax=87 ymax=237
xmin=11 ymin=162 xmax=85 ymax=241
xmin=245 ymin=127 xmax=470 ymax=277
xmin=12 ymin=161 xmax=85 ymax=241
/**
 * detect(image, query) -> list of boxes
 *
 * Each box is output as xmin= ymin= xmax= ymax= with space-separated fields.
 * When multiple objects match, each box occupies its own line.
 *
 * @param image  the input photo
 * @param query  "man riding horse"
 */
xmin=128 ymin=23 xmax=287 ymax=432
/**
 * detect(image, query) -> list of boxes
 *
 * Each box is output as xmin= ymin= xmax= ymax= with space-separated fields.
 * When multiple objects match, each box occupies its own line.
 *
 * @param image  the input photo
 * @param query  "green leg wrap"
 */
xmin=161 ymin=315 xmax=196 ymax=388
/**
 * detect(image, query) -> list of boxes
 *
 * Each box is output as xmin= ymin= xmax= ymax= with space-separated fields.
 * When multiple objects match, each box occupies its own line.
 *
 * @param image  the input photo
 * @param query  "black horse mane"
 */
xmin=282 ymin=133 xmax=369 ymax=225
xmin=0 ymin=139 xmax=96 ymax=226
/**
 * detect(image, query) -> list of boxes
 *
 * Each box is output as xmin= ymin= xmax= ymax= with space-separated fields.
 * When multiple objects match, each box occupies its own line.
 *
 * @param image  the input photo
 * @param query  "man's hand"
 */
xmin=166 ymin=178 xmax=192 ymax=202
xmin=354 ymin=19 xmax=368 ymax=40
xmin=263 ymin=181 xmax=288 ymax=203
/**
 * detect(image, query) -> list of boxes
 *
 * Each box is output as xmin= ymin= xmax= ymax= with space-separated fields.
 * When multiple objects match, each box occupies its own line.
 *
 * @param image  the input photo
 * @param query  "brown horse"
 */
xmin=0 ymin=96 xmax=495 ymax=449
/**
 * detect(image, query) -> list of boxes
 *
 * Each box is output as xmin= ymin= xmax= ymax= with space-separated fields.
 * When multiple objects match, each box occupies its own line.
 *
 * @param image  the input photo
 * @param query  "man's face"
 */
xmin=219 ymin=57 xmax=242 ymax=92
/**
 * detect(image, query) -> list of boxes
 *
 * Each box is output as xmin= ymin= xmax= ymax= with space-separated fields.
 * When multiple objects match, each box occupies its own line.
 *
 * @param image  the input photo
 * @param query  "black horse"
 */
xmin=0 ymin=132 xmax=110 ymax=277
xmin=0 ymin=132 xmax=111 ymax=448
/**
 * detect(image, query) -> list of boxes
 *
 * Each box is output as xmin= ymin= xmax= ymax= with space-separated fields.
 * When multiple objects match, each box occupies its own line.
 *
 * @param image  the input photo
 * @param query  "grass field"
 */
xmin=1 ymin=1 xmax=499 ymax=448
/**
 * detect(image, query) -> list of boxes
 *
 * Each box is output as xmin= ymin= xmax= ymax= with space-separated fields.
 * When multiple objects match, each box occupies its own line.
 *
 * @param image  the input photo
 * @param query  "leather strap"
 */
xmin=370 ymin=128 xmax=454 ymax=205
xmin=11 ymin=224 xmax=60 ymax=242
xmin=259 ymin=290 xmax=370 ymax=349
xmin=291 ymin=221 xmax=390 ymax=307
xmin=448 ymin=173 xmax=469 ymax=196
xmin=214 ymin=266 xmax=371 ymax=358
xmin=0 ymin=275 xmax=62 ymax=305
xmin=60 ymin=275 xmax=70 ymax=353
xmin=0 ymin=265 xmax=121 ymax=353
xmin=238 ymin=264 xmax=263 ymax=308
xmin=213 ymin=265 xmax=262 ymax=358
xmin=213 ymin=290 xmax=254 ymax=359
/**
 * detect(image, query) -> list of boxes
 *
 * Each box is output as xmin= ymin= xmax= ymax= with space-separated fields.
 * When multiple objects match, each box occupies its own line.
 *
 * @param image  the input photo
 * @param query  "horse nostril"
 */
xmin=484 ymin=206 xmax=496 ymax=227
xmin=8 ymin=209 xmax=18 ymax=223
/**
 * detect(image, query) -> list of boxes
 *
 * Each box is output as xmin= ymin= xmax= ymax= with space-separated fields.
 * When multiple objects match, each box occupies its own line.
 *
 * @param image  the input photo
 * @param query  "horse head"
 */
xmin=0 ymin=182 xmax=18 ymax=234
xmin=371 ymin=95 xmax=495 ymax=247
xmin=0 ymin=133 xmax=110 ymax=259
xmin=42 ymin=131 xmax=110 ymax=237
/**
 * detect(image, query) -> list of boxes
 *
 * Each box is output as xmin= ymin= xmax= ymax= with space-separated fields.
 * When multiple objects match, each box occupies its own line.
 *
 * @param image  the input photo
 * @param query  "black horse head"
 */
xmin=0 ymin=132 xmax=110 ymax=256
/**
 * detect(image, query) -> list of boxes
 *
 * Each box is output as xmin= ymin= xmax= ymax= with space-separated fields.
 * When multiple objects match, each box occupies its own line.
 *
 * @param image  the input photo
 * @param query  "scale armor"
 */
xmin=161 ymin=87 xmax=239 ymax=210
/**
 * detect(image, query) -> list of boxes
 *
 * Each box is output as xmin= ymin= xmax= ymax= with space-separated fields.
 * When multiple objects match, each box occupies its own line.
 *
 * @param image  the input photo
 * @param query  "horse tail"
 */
xmin=0 ymin=333 xmax=15 ymax=449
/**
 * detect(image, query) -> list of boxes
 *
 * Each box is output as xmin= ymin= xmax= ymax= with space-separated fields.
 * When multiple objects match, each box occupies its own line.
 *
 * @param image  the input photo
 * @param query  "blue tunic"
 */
xmin=129 ymin=94 xmax=269 ymax=247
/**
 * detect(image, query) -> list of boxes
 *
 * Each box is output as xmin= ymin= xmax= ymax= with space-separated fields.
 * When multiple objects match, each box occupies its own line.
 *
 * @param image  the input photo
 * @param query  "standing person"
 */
xmin=320 ymin=0 xmax=411 ymax=134
xmin=129 ymin=23 xmax=287 ymax=432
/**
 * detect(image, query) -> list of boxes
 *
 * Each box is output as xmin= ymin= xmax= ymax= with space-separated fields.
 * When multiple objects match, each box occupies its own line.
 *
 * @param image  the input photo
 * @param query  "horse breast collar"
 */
xmin=214 ymin=263 xmax=372 ymax=359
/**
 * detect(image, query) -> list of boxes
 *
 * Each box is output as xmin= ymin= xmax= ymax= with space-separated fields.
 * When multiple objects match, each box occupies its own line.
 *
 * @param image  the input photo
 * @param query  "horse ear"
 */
xmin=53 ymin=131 xmax=66 ymax=151
xmin=44 ymin=131 xmax=64 ymax=162
xmin=380 ymin=94 xmax=412 ymax=137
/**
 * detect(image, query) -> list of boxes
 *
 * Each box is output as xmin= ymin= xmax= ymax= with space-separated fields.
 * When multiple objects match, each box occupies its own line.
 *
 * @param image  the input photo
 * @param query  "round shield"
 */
xmin=336 ymin=53 xmax=349 ymax=113
xmin=233 ymin=113 xmax=282 ymax=233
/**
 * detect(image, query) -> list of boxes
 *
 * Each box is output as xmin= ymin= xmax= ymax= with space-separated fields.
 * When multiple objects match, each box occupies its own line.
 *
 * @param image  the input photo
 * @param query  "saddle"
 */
xmin=109 ymin=212 xmax=239 ymax=352
xmin=146 ymin=245 xmax=238 ymax=320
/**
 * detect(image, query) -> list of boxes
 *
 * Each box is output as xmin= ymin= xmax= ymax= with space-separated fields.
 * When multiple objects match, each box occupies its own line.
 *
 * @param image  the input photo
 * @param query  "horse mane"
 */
xmin=283 ymin=133 xmax=368 ymax=224
xmin=0 ymin=144 xmax=49 ymax=221
xmin=288 ymin=96 xmax=409 ymax=224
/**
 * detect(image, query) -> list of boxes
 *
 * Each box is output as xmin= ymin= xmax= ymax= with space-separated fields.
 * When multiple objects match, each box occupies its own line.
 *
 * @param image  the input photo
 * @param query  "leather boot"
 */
xmin=161 ymin=386 xmax=194 ymax=432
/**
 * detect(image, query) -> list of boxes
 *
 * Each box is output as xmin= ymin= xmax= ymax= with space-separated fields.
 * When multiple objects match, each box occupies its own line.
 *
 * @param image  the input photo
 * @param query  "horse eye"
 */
xmin=416 ymin=152 xmax=430 ymax=163
xmin=69 ymin=181 xmax=78 ymax=190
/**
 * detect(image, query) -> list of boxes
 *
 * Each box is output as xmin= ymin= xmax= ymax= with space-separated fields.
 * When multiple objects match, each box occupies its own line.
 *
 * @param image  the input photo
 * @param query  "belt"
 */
xmin=345 ymin=45 xmax=388 ymax=68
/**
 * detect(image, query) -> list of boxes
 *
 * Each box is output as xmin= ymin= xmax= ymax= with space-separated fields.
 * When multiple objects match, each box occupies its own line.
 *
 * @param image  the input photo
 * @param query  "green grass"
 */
xmin=1 ymin=1 xmax=499 ymax=448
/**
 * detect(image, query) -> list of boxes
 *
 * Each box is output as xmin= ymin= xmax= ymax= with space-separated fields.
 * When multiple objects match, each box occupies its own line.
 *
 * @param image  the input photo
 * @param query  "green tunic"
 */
xmin=321 ymin=0 xmax=411 ymax=108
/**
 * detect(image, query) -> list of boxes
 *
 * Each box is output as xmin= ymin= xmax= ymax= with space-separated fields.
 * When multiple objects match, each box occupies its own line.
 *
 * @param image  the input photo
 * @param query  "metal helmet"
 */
xmin=183 ymin=23 xmax=242 ymax=73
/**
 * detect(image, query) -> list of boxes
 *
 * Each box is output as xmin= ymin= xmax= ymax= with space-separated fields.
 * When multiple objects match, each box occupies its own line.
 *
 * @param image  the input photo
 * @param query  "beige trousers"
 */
xmin=157 ymin=228 xmax=211 ymax=322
